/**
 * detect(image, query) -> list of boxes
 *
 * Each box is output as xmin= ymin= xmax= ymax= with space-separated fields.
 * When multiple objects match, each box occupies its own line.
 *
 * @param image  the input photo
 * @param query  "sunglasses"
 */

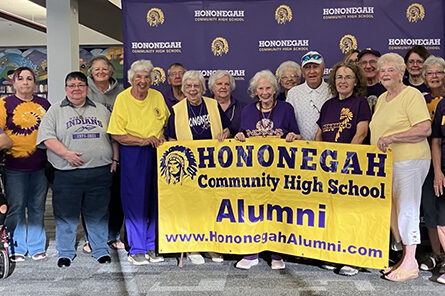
xmin=302 ymin=54 xmax=322 ymax=62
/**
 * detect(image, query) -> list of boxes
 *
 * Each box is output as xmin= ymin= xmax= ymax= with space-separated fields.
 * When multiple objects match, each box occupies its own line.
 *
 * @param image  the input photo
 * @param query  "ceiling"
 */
xmin=0 ymin=0 xmax=123 ymax=47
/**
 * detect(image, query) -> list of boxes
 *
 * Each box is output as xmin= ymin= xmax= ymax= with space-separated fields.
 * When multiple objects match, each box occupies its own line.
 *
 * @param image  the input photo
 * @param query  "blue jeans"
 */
xmin=52 ymin=166 xmax=112 ymax=260
xmin=4 ymin=168 xmax=48 ymax=256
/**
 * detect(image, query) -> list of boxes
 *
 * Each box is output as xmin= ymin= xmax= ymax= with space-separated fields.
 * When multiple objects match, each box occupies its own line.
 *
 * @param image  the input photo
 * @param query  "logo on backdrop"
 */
xmin=275 ymin=5 xmax=292 ymax=24
xmin=147 ymin=8 xmax=165 ymax=27
xmin=160 ymin=146 xmax=197 ymax=185
xmin=194 ymin=9 xmax=245 ymax=22
xmin=211 ymin=37 xmax=229 ymax=56
xmin=258 ymin=39 xmax=309 ymax=52
xmin=339 ymin=35 xmax=358 ymax=54
xmin=388 ymin=38 xmax=440 ymax=51
xmin=198 ymin=69 xmax=245 ymax=81
xmin=322 ymin=6 xmax=374 ymax=19
xmin=152 ymin=67 xmax=166 ymax=85
xmin=406 ymin=3 xmax=425 ymax=23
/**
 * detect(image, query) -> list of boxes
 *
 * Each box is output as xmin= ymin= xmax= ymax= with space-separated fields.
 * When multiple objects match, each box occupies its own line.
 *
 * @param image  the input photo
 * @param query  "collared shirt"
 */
xmin=286 ymin=81 xmax=331 ymax=140
xmin=60 ymin=97 xmax=97 ymax=108
xmin=163 ymin=87 xmax=182 ymax=112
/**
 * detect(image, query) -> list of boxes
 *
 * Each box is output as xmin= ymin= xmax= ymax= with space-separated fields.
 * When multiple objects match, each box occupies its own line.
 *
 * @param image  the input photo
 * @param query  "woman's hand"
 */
xmin=110 ymin=160 xmax=118 ymax=172
xmin=434 ymin=172 xmax=445 ymax=197
xmin=234 ymin=132 xmax=246 ymax=142
xmin=217 ymin=128 xmax=230 ymax=142
xmin=285 ymin=132 xmax=301 ymax=142
xmin=377 ymin=136 xmax=392 ymax=152
xmin=63 ymin=150 xmax=84 ymax=167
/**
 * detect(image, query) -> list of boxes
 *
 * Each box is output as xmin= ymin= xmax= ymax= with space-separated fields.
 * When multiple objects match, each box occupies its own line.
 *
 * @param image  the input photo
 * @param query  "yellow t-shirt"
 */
xmin=369 ymin=86 xmax=431 ymax=162
xmin=107 ymin=87 xmax=170 ymax=138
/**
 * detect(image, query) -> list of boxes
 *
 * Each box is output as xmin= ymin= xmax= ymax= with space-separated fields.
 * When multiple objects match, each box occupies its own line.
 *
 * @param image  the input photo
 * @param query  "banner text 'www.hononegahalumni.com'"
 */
xmin=165 ymin=231 xmax=383 ymax=259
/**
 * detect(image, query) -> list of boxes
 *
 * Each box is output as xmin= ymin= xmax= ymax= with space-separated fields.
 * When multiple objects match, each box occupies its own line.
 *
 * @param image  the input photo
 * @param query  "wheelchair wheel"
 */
xmin=0 ymin=248 xmax=9 ymax=279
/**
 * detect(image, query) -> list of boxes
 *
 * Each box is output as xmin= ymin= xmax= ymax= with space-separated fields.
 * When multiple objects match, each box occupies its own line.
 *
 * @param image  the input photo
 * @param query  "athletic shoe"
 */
xmin=339 ymin=265 xmax=359 ymax=276
xmin=145 ymin=250 xmax=164 ymax=263
xmin=235 ymin=258 xmax=259 ymax=270
xmin=10 ymin=254 xmax=25 ymax=263
xmin=128 ymin=253 xmax=149 ymax=265
xmin=205 ymin=252 xmax=224 ymax=263
xmin=186 ymin=252 xmax=205 ymax=265
xmin=31 ymin=252 xmax=46 ymax=261
xmin=271 ymin=259 xmax=285 ymax=270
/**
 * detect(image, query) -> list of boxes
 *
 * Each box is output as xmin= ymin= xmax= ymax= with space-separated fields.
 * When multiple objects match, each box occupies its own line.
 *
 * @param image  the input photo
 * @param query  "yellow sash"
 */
xmin=173 ymin=97 xmax=223 ymax=140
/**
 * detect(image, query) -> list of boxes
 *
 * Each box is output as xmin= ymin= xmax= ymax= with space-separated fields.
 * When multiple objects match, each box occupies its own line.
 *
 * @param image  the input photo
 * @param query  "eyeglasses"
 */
xmin=169 ymin=71 xmax=185 ymax=77
xmin=336 ymin=75 xmax=355 ymax=81
xmin=407 ymin=59 xmax=424 ymax=65
xmin=184 ymin=83 xmax=201 ymax=89
xmin=302 ymin=54 xmax=322 ymax=62
xmin=359 ymin=60 xmax=377 ymax=66
xmin=66 ymin=84 xmax=87 ymax=89
xmin=281 ymin=74 xmax=299 ymax=80
xmin=426 ymin=71 xmax=445 ymax=77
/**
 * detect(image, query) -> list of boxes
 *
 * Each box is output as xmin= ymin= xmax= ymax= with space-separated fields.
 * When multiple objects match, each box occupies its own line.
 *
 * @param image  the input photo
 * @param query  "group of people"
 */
xmin=0 ymin=44 xmax=445 ymax=284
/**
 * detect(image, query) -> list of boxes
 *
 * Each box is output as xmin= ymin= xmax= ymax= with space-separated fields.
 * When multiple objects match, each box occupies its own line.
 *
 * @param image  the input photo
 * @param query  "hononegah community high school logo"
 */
xmin=152 ymin=67 xmax=166 ymax=86
xmin=406 ymin=3 xmax=425 ymax=23
xmin=160 ymin=146 xmax=197 ymax=185
xmin=339 ymin=34 xmax=358 ymax=54
xmin=211 ymin=37 xmax=229 ymax=56
xmin=147 ymin=8 xmax=165 ymax=27
xmin=275 ymin=5 xmax=292 ymax=24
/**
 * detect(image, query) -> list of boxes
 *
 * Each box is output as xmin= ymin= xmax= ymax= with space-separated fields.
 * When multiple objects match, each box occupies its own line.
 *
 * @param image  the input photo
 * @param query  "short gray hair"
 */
xmin=208 ymin=70 xmax=236 ymax=94
xmin=128 ymin=60 xmax=155 ymax=83
xmin=248 ymin=70 xmax=280 ymax=99
xmin=181 ymin=70 xmax=206 ymax=94
xmin=422 ymin=55 xmax=445 ymax=78
xmin=276 ymin=61 xmax=301 ymax=82
xmin=87 ymin=55 xmax=114 ymax=78
xmin=377 ymin=53 xmax=406 ymax=73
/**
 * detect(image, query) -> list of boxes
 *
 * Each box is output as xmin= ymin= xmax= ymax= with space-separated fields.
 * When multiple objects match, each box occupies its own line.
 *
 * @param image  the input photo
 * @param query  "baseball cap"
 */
xmin=301 ymin=51 xmax=324 ymax=67
xmin=358 ymin=48 xmax=381 ymax=60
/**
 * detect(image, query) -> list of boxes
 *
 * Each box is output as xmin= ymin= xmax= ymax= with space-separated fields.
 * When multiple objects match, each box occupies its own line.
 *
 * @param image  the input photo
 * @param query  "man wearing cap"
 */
xmin=286 ymin=51 xmax=331 ymax=140
xmin=358 ymin=48 xmax=386 ymax=101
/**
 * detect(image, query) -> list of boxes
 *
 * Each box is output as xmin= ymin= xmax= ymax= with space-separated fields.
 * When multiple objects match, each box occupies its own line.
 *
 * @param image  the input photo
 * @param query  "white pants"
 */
xmin=392 ymin=159 xmax=430 ymax=245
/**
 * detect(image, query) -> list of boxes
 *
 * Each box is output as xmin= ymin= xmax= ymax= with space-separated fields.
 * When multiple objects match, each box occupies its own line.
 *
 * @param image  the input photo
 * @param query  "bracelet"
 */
xmin=112 ymin=159 xmax=119 ymax=164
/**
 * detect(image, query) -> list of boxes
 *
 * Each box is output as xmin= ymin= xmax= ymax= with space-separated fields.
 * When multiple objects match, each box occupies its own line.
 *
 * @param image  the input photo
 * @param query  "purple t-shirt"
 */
xmin=162 ymin=87 xmax=182 ymax=112
xmin=431 ymin=99 xmax=445 ymax=170
xmin=239 ymin=100 xmax=299 ymax=138
xmin=316 ymin=96 xmax=371 ymax=143
xmin=165 ymin=100 xmax=230 ymax=140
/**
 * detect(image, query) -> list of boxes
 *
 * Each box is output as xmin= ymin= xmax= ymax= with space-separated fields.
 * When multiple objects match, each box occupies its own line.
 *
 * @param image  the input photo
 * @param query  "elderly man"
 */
xmin=286 ymin=51 xmax=330 ymax=140
xmin=358 ymin=48 xmax=386 ymax=98
xmin=163 ymin=62 xmax=187 ymax=111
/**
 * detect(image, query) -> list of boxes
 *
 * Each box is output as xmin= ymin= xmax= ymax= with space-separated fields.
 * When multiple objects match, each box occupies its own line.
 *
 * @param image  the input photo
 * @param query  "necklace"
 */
xmin=257 ymin=101 xmax=275 ymax=135
xmin=72 ymin=106 xmax=87 ymax=120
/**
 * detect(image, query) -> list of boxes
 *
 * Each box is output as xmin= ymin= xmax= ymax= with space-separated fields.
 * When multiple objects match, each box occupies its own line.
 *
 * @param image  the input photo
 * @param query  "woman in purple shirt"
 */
xmin=234 ymin=70 xmax=301 ymax=270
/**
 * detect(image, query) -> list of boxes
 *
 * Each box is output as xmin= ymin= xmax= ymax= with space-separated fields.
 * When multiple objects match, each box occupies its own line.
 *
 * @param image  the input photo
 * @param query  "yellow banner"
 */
xmin=157 ymin=138 xmax=392 ymax=269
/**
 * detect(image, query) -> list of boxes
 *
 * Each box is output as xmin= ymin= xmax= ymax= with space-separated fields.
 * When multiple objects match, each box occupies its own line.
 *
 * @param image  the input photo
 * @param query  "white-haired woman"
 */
xmin=234 ymin=70 xmax=301 ymax=270
xmin=424 ymin=56 xmax=445 ymax=282
xmin=370 ymin=53 xmax=431 ymax=282
xmin=165 ymin=70 xmax=231 ymax=265
xmin=208 ymin=70 xmax=245 ymax=134
xmin=107 ymin=60 xmax=170 ymax=265
xmin=276 ymin=60 xmax=301 ymax=101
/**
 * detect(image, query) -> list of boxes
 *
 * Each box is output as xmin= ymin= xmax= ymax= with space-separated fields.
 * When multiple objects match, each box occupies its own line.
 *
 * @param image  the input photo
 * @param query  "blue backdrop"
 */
xmin=122 ymin=0 xmax=444 ymax=101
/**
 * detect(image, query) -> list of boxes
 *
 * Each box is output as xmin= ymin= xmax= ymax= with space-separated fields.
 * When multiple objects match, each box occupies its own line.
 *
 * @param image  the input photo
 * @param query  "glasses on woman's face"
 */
xmin=426 ymin=71 xmax=445 ymax=77
xmin=335 ymin=75 xmax=355 ymax=81
xmin=66 ymin=84 xmax=87 ymax=89
xmin=281 ymin=74 xmax=298 ymax=80
xmin=407 ymin=59 xmax=424 ymax=65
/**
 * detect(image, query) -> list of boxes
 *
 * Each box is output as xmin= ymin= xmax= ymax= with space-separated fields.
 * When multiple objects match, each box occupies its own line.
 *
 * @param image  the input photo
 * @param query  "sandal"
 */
xmin=108 ymin=240 xmax=125 ymax=249
xmin=384 ymin=267 xmax=418 ymax=282
xmin=83 ymin=242 xmax=91 ymax=254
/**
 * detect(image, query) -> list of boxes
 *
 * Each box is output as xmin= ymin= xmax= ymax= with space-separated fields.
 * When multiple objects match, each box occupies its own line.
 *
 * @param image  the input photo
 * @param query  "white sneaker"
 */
xmin=206 ymin=252 xmax=224 ymax=263
xmin=271 ymin=259 xmax=285 ymax=270
xmin=236 ymin=258 xmax=259 ymax=270
xmin=187 ymin=252 xmax=205 ymax=265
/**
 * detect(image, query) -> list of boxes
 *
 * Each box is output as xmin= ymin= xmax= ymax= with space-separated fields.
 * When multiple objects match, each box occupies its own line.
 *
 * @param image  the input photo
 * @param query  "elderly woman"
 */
xmin=234 ymin=70 xmax=301 ymax=270
xmin=84 ymin=55 xmax=125 ymax=252
xmin=315 ymin=62 xmax=371 ymax=276
xmin=0 ymin=67 xmax=51 ymax=262
xmin=403 ymin=45 xmax=430 ymax=94
xmin=276 ymin=61 xmax=301 ymax=101
xmin=107 ymin=60 xmax=169 ymax=265
xmin=165 ymin=70 xmax=230 ymax=264
xmin=422 ymin=56 xmax=445 ymax=276
xmin=208 ymin=70 xmax=245 ymax=134
xmin=343 ymin=49 xmax=360 ymax=64
xmin=369 ymin=53 xmax=431 ymax=282
xmin=37 ymin=71 xmax=116 ymax=267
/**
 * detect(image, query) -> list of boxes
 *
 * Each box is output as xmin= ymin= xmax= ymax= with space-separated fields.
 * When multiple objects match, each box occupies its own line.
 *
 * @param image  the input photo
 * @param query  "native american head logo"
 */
xmin=275 ymin=5 xmax=292 ymax=24
xmin=147 ymin=8 xmax=165 ymax=27
xmin=211 ymin=37 xmax=229 ymax=56
xmin=160 ymin=146 xmax=197 ymax=185
xmin=406 ymin=3 xmax=425 ymax=23
xmin=152 ymin=67 xmax=166 ymax=86
xmin=339 ymin=35 xmax=358 ymax=54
